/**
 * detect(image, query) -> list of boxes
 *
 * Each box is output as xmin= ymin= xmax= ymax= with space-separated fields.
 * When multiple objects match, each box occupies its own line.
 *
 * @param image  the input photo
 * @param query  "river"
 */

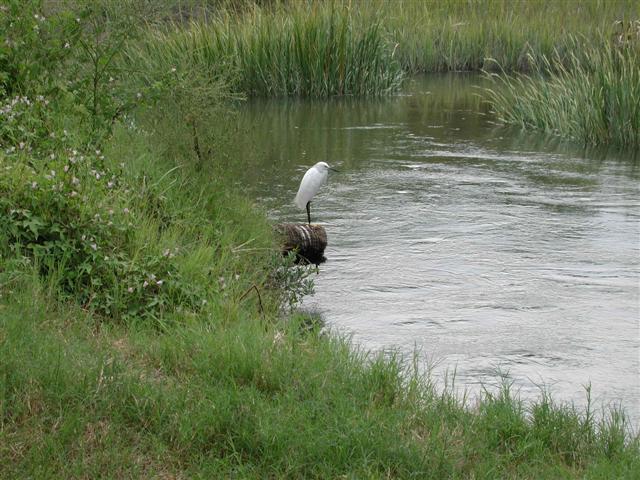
xmin=235 ymin=74 xmax=640 ymax=425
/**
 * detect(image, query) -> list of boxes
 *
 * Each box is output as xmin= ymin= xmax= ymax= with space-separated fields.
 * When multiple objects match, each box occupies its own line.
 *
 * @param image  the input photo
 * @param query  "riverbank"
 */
xmin=1 ymin=1 xmax=639 ymax=477
xmin=3 ymin=277 xmax=639 ymax=478
xmin=130 ymin=0 xmax=639 ymax=149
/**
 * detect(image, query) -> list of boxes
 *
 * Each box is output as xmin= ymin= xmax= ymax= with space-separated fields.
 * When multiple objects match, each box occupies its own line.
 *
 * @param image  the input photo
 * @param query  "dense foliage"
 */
xmin=0 ymin=0 xmax=295 ymax=320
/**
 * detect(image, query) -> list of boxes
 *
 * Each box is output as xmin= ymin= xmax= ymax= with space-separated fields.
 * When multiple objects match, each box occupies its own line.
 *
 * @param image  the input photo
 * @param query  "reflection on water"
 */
xmin=233 ymin=74 xmax=640 ymax=424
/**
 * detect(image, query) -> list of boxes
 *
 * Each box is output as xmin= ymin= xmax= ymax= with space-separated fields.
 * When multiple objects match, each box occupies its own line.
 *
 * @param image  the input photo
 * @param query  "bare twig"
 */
xmin=189 ymin=119 xmax=203 ymax=166
xmin=238 ymin=284 xmax=264 ymax=315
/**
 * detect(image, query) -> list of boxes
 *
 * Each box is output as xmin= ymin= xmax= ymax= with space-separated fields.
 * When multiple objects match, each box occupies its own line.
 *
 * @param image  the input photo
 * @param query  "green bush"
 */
xmin=0 ymin=0 xmax=81 ymax=96
xmin=0 ymin=141 xmax=203 ymax=320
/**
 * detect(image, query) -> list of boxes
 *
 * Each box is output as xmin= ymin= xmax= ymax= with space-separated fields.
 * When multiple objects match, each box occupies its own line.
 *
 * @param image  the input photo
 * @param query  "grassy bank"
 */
xmin=127 ymin=0 xmax=639 ymax=148
xmin=371 ymin=0 xmax=637 ymax=73
xmin=1 ymin=1 xmax=639 ymax=478
xmin=3 ymin=275 xmax=639 ymax=478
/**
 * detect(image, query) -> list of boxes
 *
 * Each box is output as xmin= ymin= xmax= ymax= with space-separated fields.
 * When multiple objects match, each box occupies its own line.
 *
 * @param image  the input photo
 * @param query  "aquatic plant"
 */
xmin=131 ymin=0 xmax=638 ymax=76
xmin=374 ymin=0 xmax=636 ymax=72
xmin=485 ymin=37 xmax=640 ymax=149
xmin=128 ymin=4 xmax=403 ymax=98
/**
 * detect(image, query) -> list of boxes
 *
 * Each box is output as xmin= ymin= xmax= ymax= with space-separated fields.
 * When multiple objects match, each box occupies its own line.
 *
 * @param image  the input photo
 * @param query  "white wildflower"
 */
xmin=273 ymin=331 xmax=285 ymax=345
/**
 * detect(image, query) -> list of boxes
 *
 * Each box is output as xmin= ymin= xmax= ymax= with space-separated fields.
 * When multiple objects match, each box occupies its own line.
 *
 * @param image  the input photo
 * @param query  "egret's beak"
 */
xmin=329 ymin=167 xmax=340 ymax=172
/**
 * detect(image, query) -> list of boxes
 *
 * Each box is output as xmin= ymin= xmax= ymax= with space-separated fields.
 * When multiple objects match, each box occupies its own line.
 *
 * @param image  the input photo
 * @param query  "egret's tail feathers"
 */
xmin=294 ymin=193 xmax=306 ymax=210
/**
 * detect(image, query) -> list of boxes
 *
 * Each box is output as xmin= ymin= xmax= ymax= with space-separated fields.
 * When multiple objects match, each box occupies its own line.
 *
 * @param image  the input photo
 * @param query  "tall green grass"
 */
xmin=130 ymin=0 xmax=638 ymax=90
xmin=374 ymin=0 xmax=638 ymax=72
xmin=2 ymin=276 xmax=639 ymax=478
xmin=124 ymin=0 xmax=639 ymax=148
xmin=128 ymin=4 xmax=403 ymax=98
xmin=486 ymin=39 xmax=640 ymax=149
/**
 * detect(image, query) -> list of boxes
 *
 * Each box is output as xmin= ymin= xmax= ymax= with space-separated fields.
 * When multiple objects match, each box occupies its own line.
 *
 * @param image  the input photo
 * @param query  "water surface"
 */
xmin=235 ymin=74 xmax=640 ymax=424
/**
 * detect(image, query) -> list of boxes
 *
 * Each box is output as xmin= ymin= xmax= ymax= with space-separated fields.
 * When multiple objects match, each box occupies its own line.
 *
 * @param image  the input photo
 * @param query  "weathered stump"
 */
xmin=276 ymin=223 xmax=327 ymax=264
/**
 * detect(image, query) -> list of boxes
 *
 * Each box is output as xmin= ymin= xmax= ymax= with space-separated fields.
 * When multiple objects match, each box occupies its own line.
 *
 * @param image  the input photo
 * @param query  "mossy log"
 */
xmin=275 ymin=223 xmax=327 ymax=264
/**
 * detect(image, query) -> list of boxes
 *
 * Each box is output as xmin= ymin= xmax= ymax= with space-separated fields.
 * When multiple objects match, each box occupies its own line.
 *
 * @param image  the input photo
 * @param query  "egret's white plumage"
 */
xmin=294 ymin=162 xmax=335 ymax=224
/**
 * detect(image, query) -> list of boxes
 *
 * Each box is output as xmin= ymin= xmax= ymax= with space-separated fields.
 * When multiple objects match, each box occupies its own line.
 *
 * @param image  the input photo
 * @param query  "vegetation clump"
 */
xmin=0 ymin=0 xmax=287 ymax=321
xmin=128 ymin=4 xmax=404 ymax=97
xmin=486 ymin=35 xmax=640 ymax=149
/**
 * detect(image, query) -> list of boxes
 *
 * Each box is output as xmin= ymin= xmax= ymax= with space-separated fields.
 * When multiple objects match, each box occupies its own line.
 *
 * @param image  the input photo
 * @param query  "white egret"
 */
xmin=294 ymin=161 xmax=338 ymax=224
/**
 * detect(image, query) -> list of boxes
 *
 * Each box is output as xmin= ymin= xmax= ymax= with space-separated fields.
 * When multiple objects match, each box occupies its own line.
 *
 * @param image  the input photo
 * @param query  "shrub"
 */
xmin=0 ymin=117 xmax=203 ymax=320
xmin=0 ymin=0 xmax=81 ymax=96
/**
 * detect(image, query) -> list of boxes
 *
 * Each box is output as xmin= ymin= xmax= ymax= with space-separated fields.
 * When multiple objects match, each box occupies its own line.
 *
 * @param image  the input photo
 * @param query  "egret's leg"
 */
xmin=306 ymin=201 xmax=311 ymax=225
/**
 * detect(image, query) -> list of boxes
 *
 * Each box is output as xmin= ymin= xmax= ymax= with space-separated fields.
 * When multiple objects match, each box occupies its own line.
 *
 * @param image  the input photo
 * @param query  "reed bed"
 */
xmin=485 ymin=39 xmax=640 ymax=149
xmin=129 ymin=5 xmax=403 ymax=97
xmin=374 ymin=0 xmax=638 ymax=72
xmin=126 ymin=0 xmax=638 ymax=148
xmin=128 ymin=0 xmax=637 ymax=98
xmin=134 ymin=0 xmax=638 ymax=77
